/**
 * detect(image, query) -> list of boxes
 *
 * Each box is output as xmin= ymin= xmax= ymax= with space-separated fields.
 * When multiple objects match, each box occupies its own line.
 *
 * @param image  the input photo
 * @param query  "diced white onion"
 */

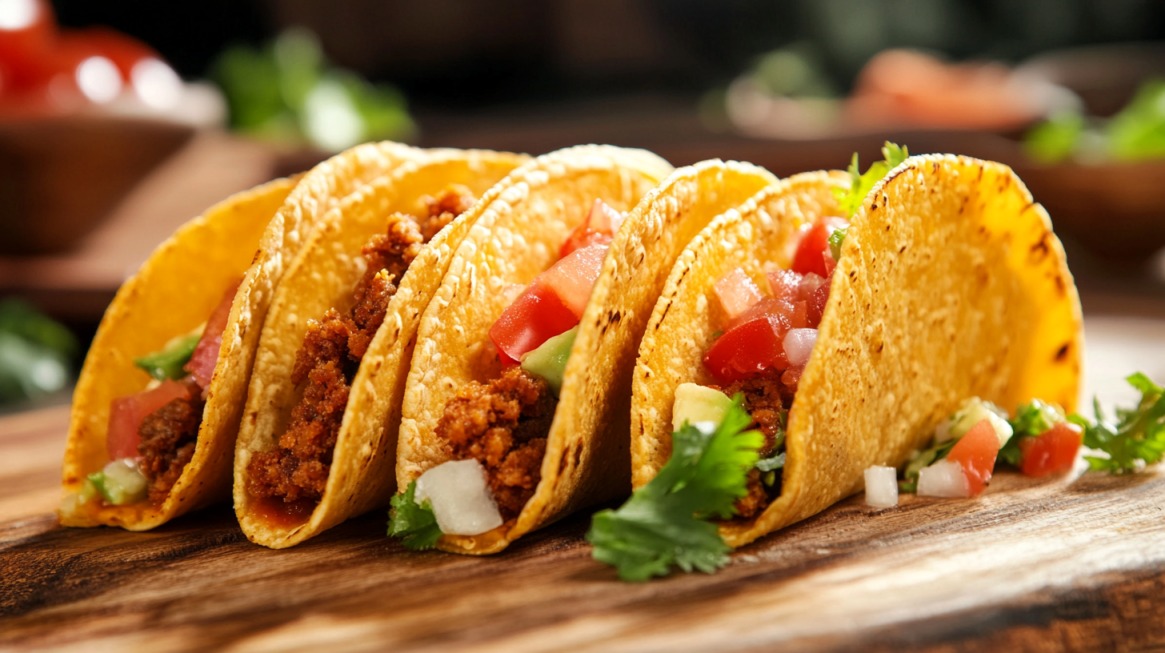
xmin=102 ymin=458 xmax=148 ymax=504
xmin=782 ymin=328 xmax=818 ymax=366
xmin=863 ymin=465 xmax=899 ymax=508
xmin=916 ymin=460 xmax=970 ymax=498
xmin=415 ymin=460 xmax=503 ymax=536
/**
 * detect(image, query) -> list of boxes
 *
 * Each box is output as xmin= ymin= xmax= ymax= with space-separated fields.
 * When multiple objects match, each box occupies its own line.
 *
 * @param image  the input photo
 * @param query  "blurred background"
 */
xmin=2 ymin=0 xmax=1165 ymax=411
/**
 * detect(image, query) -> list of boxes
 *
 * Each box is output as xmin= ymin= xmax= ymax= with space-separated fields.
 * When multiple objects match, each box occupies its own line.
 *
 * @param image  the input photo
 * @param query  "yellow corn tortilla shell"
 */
xmin=60 ymin=141 xmax=423 ymax=530
xmin=234 ymin=149 xmax=528 ymax=548
xmin=633 ymin=155 xmax=1083 ymax=549
xmin=399 ymin=150 xmax=778 ymax=554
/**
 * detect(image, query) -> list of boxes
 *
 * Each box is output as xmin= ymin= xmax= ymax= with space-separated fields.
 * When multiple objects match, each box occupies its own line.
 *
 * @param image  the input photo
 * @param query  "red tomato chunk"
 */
xmin=946 ymin=419 xmax=1000 ymax=496
xmin=107 ymin=379 xmax=196 ymax=460
xmin=1019 ymin=422 xmax=1082 ymax=477
xmin=185 ymin=281 xmax=240 ymax=390
xmin=559 ymin=199 xmax=623 ymax=258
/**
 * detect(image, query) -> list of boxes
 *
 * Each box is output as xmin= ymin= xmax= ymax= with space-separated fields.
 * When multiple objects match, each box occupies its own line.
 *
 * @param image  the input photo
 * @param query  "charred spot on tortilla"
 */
xmin=1029 ymin=231 xmax=1051 ymax=263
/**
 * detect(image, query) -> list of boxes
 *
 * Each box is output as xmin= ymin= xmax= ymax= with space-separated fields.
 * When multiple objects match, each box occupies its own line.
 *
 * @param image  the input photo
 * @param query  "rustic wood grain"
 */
xmin=2 ymin=312 xmax=1164 ymax=652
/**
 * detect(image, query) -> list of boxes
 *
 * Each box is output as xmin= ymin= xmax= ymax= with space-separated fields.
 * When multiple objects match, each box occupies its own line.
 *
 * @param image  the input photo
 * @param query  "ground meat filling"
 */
xmin=714 ymin=369 xmax=788 ymax=519
xmin=246 ymin=187 xmax=475 ymax=506
xmin=435 ymin=366 xmax=558 ymax=521
xmin=137 ymin=391 xmax=205 ymax=504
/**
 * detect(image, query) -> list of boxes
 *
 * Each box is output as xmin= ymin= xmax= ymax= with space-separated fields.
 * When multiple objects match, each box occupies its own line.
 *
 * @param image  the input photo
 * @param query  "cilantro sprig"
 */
xmin=832 ymin=142 xmax=909 ymax=219
xmin=587 ymin=398 xmax=763 ymax=581
xmin=1071 ymin=373 xmax=1165 ymax=474
xmin=388 ymin=481 xmax=442 ymax=550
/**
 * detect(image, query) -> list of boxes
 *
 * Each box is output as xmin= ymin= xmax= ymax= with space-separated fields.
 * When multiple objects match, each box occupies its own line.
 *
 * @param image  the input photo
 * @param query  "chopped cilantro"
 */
xmin=1072 ymin=373 xmax=1165 ymax=474
xmin=903 ymin=438 xmax=956 ymax=485
xmin=828 ymin=227 xmax=847 ymax=261
xmin=587 ymin=398 xmax=764 ymax=581
xmin=999 ymin=399 xmax=1066 ymax=466
xmin=388 ymin=481 xmax=442 ymax=550
xmin=833 ymin=142 xmax=909 ymax=218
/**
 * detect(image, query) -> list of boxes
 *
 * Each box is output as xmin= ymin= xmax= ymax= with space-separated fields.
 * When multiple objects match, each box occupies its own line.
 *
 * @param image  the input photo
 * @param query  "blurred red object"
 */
xmin=845 ymin=49 xmax=1058 ymax=132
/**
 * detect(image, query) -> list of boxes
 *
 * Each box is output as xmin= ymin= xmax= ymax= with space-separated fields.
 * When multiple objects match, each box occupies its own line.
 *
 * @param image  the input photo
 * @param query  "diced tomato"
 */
xmin=559 ymin=199 xmax=624 ymax=258
xmin=185 ymin=281 xmax=240 ymax=390
xmin=539 ymin=243 xmax=607 ymax=318
xmin=107 ymin=379 xmax=195 ymax=460
xmin=805 ymin=275 xmax=831 ymax=327
xmin=489 ymin=281 xmax=579 ymax=366
xmin=489 ymin=241 xmax=608 ymax=365
xmin=714 ymin=268 xmax=763 ymax=324
xmin=0 ymin=0 xmax=56 ymax=94
xmin=946 ymin=419 xmax=1000 ymax=496
xmin=704 ymin=315 xmax=784 ymax=385
xmin=1018 ymin=422 xmax=1082 ymax=477
xmin=726 ymin=295 xmax=792 ymax=333
xmin=791 ymin=217 xmax=848 ymax=277
xmin=767 ymin=268 xmax=800 ymax=302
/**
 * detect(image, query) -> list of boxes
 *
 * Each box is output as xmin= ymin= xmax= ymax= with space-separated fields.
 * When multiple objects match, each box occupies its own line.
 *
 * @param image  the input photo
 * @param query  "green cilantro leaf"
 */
xmin=388 ymin=481 xmax=442 ymax=550
xmin=833 ymin=142 xmax=909 ymax=218
xmin=587 ymin=397 xmax=763 ymax=581
xmin=903 ymin=438 xmax=956 ymax=483
xmin=828 ymin=227 xmax=847 ymax=261
xmin=1074 ymin=373 xmax=1165 ymax=474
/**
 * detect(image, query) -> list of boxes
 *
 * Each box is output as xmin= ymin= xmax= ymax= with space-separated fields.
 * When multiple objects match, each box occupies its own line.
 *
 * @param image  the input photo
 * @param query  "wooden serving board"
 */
xmin=2 ymin=316 xmax=1164 ymax=652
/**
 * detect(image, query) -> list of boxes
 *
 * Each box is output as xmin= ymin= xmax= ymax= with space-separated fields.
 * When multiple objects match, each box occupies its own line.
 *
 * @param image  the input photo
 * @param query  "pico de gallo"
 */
xmin=675 ymin=212 xmax=848 ymax=519
xmin=869 ymin=375 xmax=1165 ymax=507
xmin=390 ymin=199 xmax=619 ymax=541
xmin=66 ymin=281 xmax=238 ymax=512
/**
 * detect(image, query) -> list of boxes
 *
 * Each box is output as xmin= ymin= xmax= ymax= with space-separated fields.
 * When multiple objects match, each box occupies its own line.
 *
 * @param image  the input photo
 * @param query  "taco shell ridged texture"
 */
xmin=399 ymin=148 xmax=779 ymax=554
xmin=60 ymin=140 xmax=424 ymax=530
xmin=235 ymin=149 xmax=529 ymax=548
xmin=634 ymin=155 xmax=1083 ymax=549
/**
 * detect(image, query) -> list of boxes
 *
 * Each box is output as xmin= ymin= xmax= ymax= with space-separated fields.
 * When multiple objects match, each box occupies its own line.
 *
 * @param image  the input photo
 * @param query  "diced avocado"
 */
xmin=134 ymin=326 xmax=204 ymax=381
xmin=521 ymin=326 xmax=578 ymax=394
xmin=672 ymin=383 xmax=733 ymax=431
xmin=936 ymin=397 xmax=1014 ymax=448
xmin=87 ymin=459 xmax=148 ymax=505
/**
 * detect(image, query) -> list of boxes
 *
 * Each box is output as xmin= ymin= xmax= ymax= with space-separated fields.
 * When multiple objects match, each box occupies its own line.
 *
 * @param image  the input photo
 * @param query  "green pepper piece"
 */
xmin=134 ymin=328 xmax=203 ymax=381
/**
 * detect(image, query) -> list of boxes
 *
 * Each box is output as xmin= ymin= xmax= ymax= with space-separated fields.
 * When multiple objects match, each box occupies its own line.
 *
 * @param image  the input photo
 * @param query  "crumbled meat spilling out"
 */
xmin=137 ymin=390 xmax=205 ymax=504
xmin=714 ymin=369 xmax=787 ymax=519
xmin=247 ymin=187 xmax=475 ymax=506
xmin=435 ymin=366 xmax=558 ymax=521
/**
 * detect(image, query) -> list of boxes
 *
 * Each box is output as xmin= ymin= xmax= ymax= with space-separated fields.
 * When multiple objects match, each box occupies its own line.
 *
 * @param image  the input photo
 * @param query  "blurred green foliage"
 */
xmin=213 ymin=28 xmax=416 ymax=152
xmin=0 ymin=300 xmax=77 ymax=406
xmin=1025 ymin=79 xmax=1165 ymax=163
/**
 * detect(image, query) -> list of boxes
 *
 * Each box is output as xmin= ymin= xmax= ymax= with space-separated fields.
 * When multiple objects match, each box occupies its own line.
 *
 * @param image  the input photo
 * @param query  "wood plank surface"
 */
xmin=1 ymin=317 xmax=1164 ymax=652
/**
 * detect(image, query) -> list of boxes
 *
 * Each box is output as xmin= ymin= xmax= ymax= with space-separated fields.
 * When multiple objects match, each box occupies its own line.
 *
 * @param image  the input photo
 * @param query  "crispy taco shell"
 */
xmin=234 ymin=149 xmax=528 ymax=548
xmin=633 ymin=155 xmax=1083 ymax=548
xmin=61 ymin=141 xmax=423 ymax=530
xmin=399 ymin=148 xmax=778 ymax=554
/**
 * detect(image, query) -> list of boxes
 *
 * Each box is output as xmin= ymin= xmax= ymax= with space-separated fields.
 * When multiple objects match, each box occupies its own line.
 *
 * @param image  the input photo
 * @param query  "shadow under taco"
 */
xmin=59 ymin=141 xmax=423 ymax=530
xmin=627 ymin=151 xmax=1083 ymax=557
xmin=391 ymin=146 xmax=782 ymax=554
xmin=233 ymin=148 xmax=529 ymax=548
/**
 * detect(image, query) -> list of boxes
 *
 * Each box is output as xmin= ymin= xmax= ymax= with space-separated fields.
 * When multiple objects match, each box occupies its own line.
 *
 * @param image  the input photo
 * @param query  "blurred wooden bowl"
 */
xmin=1011 ymin=157 xmax=1165 ymax=263
xmin=0 ymin=113 xmax=195 ymax=255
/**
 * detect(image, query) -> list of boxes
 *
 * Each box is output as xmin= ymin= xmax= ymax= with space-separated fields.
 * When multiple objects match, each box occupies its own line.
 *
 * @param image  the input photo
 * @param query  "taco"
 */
xmin=233 ymin=149 xmax=528 ymax=548
xmin=629 ymin=152 xmax=1082 ymax=551
xmin=392 ymin=146 xmax=780 ymax=554
xmin=59 ymin=141 xmax=423 ymax=530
